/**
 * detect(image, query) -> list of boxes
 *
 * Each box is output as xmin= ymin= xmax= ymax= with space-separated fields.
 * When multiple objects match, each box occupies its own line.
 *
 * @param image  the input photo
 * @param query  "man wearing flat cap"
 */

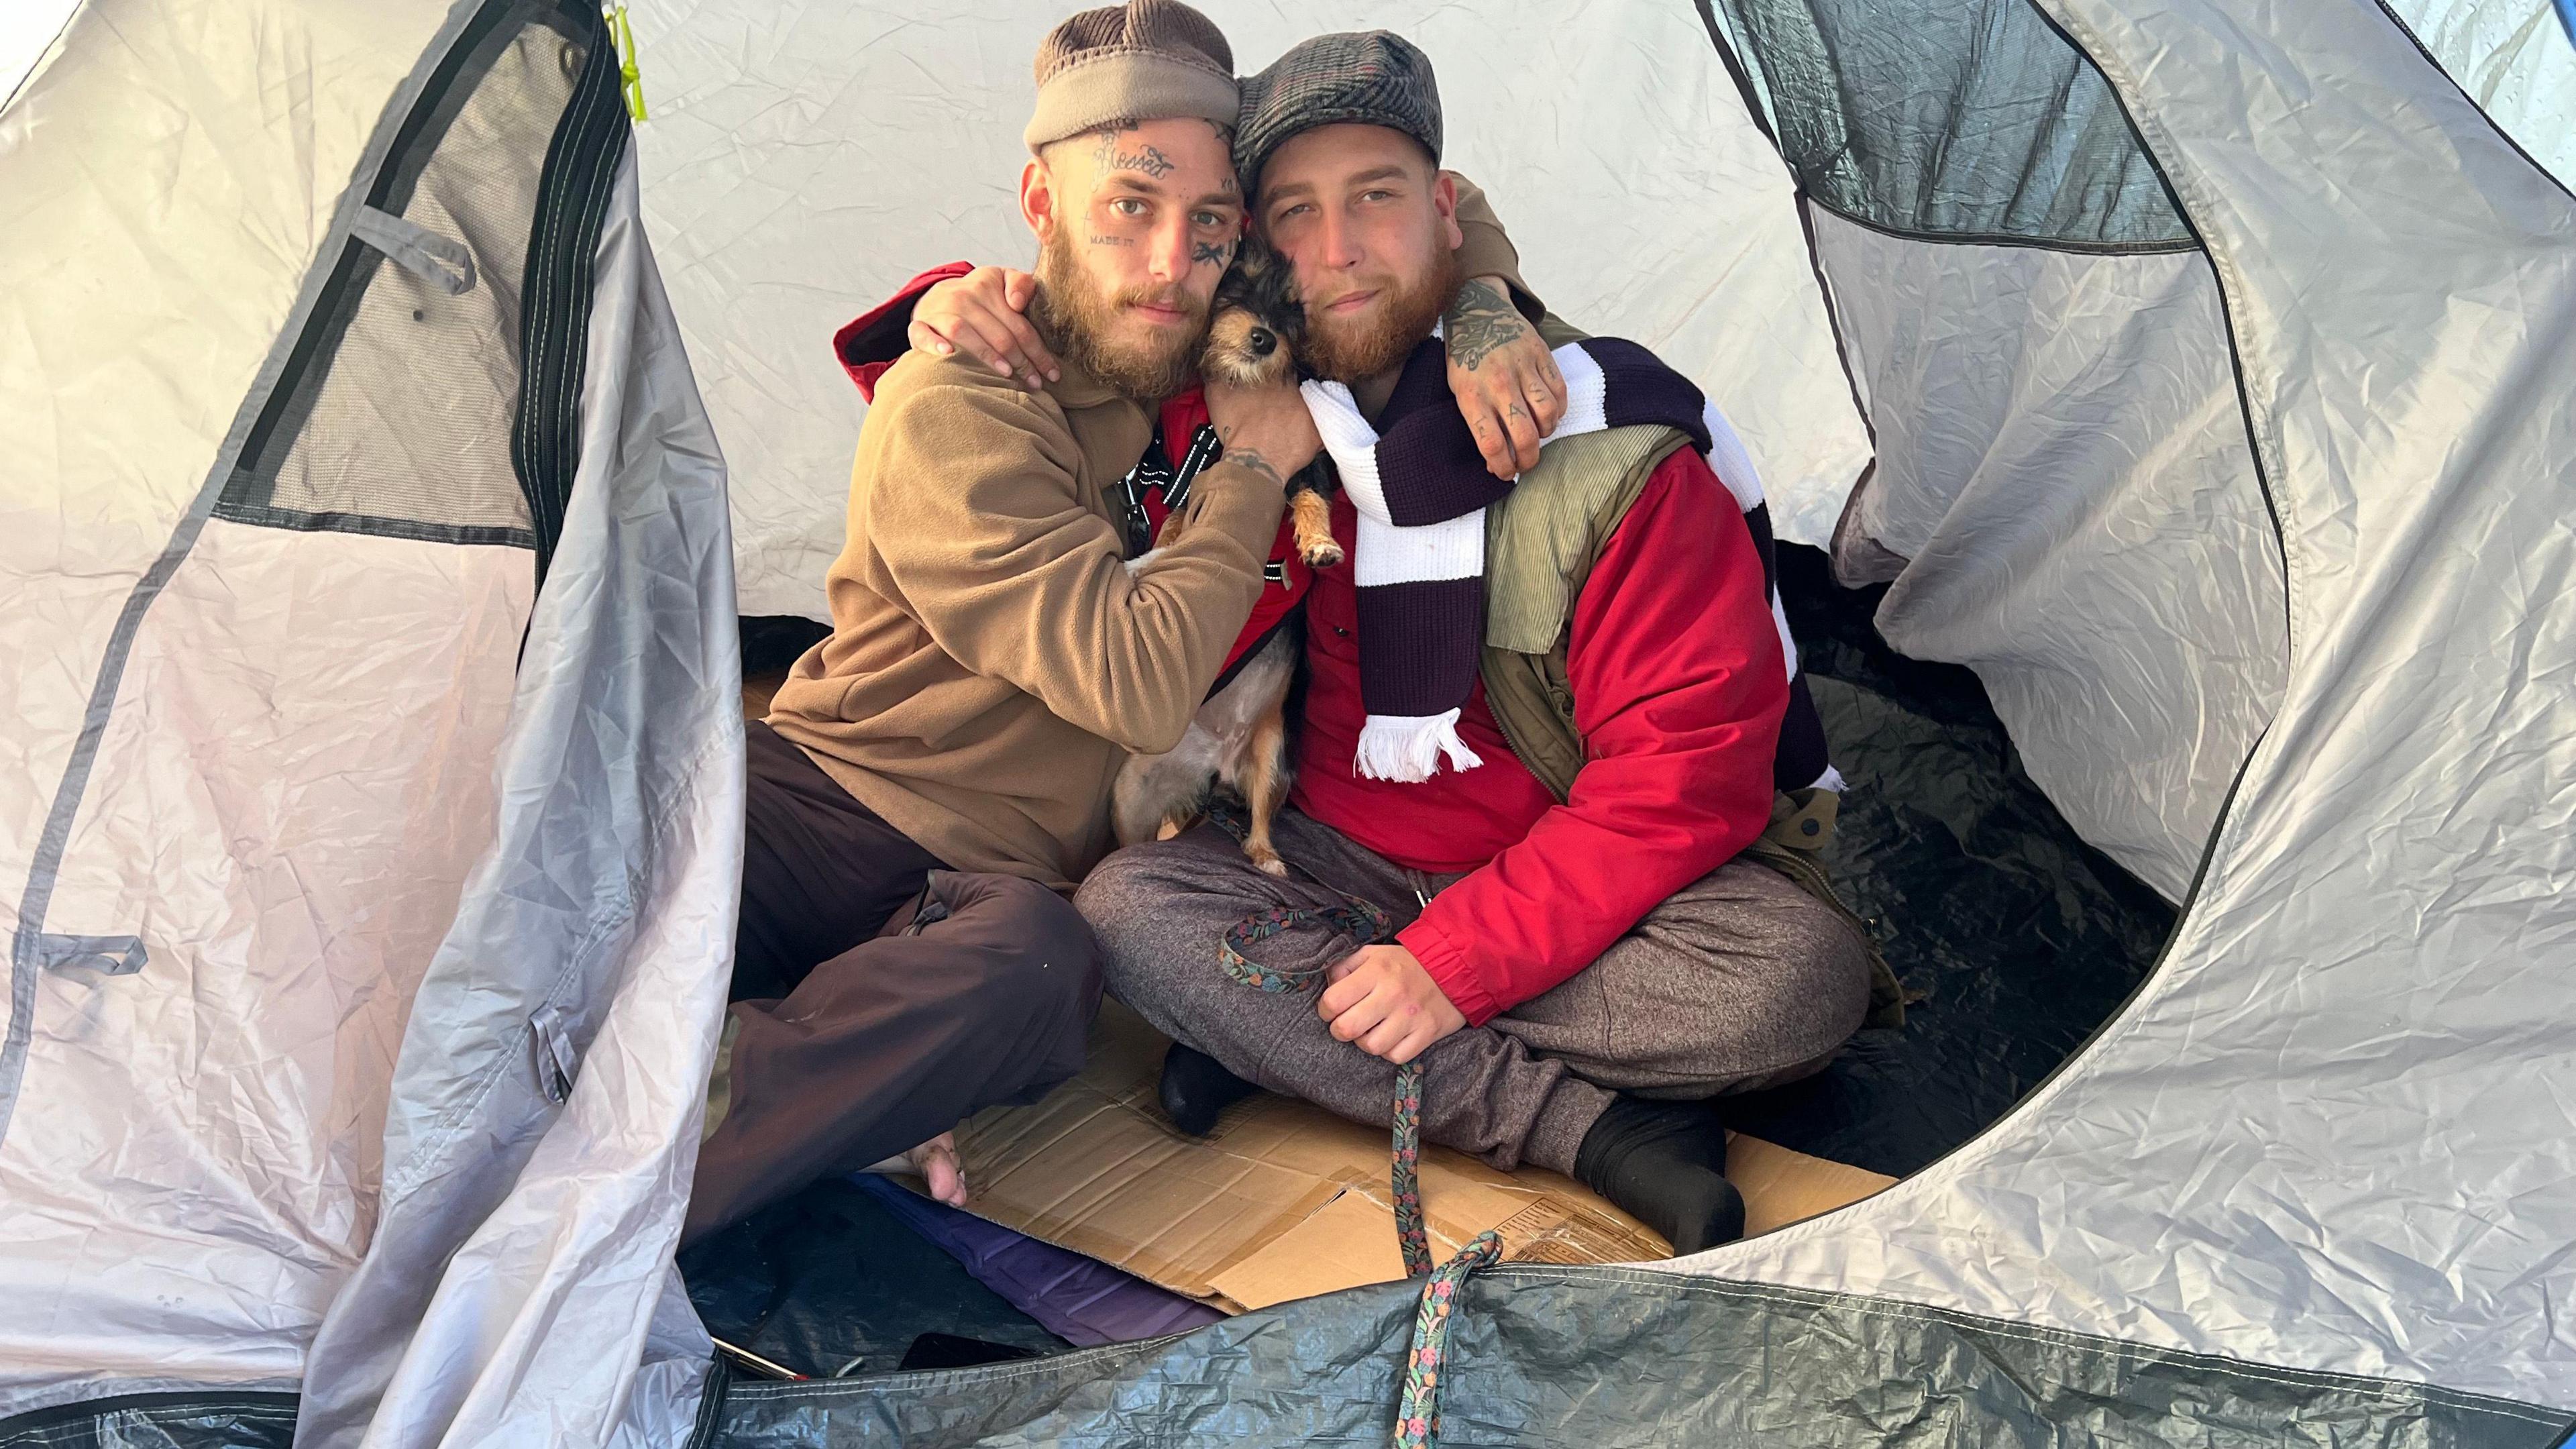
xmin=1075 ymin=32 xmax=1881 ymax=1256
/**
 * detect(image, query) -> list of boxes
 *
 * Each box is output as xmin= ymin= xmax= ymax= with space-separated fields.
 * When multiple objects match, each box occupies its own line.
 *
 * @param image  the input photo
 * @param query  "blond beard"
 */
xmin=1299 ymin=246 xmax=1462 ymax=384
xmin=1032 ymin=227 xmax=1207 ymax=401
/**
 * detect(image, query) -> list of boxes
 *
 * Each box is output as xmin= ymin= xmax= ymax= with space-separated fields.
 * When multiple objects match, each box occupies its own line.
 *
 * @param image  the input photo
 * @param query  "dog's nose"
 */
xmin=1248 ymin=327 xmax=1275 ymax=356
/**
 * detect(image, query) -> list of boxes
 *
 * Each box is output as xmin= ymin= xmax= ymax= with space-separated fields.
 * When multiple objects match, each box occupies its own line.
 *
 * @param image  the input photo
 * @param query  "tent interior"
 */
xmin=683 ymin=545 xmax=2178 ymax=1377
xmin=3 ymin=0 xmax=2569 ymax=1435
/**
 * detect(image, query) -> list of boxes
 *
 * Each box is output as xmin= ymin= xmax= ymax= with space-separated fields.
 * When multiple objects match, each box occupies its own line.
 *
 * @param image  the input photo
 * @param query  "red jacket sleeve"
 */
xmin=833 ymin=262 xmax=974 ymax=401
xmin=1396 ymin=449 xmax=1788 ymax=1024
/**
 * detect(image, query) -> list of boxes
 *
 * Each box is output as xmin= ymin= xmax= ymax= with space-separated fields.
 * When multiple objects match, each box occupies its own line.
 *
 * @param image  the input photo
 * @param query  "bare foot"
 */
xmin=906 ymin=1131 xmax=968 ymax=1207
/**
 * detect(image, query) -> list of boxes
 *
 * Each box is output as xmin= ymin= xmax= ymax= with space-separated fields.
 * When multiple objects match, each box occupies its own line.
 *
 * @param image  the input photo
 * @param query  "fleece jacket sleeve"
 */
xmin=861 ymin=365 xmax=1283 ymax=754
xmin=1444 ymin=173 xmax=1546 ymax=323
xmin=1395 ymin=449 xmax=1787 ymax=1024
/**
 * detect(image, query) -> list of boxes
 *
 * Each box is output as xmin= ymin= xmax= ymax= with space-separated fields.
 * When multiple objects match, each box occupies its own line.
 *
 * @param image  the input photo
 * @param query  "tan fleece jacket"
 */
xmin=766 ymin=350 xmax=1283 ymax=890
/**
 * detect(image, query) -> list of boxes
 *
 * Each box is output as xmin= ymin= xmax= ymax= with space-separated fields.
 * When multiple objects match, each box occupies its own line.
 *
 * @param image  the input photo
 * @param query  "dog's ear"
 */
xmin=1234 ymin=231 xmax=1283 ymax=284
xmin=1236 ymin=235 xmax=1303 ymax=321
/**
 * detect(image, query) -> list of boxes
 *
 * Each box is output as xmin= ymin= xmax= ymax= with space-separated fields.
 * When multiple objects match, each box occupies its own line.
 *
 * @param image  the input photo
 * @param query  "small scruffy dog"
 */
xmin=1112 ymin=239 xmax=1339 ymax=873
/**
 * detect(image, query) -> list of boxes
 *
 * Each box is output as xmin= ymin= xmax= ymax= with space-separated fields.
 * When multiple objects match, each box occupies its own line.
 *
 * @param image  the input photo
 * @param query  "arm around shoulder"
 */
xmin=1444 ymin=172 xmax=1545 ymax=321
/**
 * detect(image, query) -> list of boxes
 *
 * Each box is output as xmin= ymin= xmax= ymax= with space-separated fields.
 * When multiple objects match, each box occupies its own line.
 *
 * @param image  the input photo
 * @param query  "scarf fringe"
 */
xmin=1355 ymin=710 xmax=1485 ymax=784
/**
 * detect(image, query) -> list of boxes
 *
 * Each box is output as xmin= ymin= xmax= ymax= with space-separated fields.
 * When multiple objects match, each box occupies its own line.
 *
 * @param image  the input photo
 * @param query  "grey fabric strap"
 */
xmin=351 ymin=205 xmax=477 ymax=295
xmin=24 ymin=933 xmax=148 ymax=977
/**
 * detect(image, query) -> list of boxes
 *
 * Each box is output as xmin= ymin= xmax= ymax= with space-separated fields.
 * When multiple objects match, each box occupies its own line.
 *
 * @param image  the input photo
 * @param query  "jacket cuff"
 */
xmin=1183 ymin=462 xmax=1289 ymax=562
xmin=1400 ymin=916 xmax=1501 ymax=1028
xmin=833 ymin=262 xmax=974 ymax=399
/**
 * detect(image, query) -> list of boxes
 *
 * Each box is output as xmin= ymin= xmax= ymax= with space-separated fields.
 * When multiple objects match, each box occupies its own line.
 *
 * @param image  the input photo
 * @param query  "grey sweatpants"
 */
xmin=1075 ymin=808 xmax=1872 ymax=1176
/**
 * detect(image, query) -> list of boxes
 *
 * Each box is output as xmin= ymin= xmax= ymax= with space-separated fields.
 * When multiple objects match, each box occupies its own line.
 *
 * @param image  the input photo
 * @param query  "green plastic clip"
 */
xmin=604 ymin=3 xmax=645 ymax=121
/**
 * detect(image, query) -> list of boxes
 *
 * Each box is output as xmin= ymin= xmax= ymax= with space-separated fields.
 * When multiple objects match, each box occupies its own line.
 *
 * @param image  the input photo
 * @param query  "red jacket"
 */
xmin=1293 ymin=460 xmax=1783 ymax=1024
xmin=834 ymin=270 xmax=1784 ymax=1024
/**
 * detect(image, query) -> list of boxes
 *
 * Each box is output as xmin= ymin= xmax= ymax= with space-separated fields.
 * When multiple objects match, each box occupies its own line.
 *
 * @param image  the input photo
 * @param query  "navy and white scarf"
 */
xmin=1301 ymin=333 xmax=1836 ymax=793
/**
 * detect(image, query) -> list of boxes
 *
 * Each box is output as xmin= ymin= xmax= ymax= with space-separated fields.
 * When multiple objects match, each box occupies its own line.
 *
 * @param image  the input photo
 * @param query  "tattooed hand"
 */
xmin=1204 ymin=372 xmax=1321 ymax=488
xmin=1444 ymin=276 xmax=1567 ymax=479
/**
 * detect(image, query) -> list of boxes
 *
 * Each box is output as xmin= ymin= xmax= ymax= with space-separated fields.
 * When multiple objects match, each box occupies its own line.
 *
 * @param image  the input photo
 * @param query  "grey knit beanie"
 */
xmin=1023 ymin=1 xmax=1240 ymax=154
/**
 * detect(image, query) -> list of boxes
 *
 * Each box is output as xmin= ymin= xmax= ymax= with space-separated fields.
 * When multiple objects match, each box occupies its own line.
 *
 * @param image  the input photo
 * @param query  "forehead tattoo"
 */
xmin=1093 ymin=124 xmax=1177 ymax=179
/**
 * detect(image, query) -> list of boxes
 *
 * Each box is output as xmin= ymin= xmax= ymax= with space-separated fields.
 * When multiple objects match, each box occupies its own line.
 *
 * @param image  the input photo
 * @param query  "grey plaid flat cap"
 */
xmin=1235 ymin=31 xmax=1442 ymax=192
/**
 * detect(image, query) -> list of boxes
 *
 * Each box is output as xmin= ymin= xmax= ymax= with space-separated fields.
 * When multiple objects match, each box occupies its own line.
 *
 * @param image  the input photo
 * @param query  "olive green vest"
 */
xmin=1478 ymin=424 xmax=1905 ymax=1028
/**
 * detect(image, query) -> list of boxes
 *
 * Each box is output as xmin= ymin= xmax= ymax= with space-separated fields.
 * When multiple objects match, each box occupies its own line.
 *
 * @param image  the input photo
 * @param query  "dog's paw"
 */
xmin=1298 ymin=541 xmax=1345 ymax=569
xmin=1248 ymin=848 xmax=1289 ymax=877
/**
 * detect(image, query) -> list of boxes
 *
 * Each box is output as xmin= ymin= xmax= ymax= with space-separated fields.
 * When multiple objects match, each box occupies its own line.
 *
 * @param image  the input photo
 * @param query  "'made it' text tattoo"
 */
xmin=1089 ymin=234 xmax=1135 ymax=248
xmin=1444 ymin=277 xmax=1527 ymax=371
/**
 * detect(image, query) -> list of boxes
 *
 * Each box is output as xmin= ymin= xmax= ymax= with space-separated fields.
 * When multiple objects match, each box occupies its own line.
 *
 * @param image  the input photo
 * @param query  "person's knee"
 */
xmin=1755 ymin=892 xmax=1874 ymax=1056
xmin=1073 ymin=841 xmax=1206 ymax=1001
xmin=1607 ymin=870 xmax=1874 ymax=1089
xmin=936 ymin=871 xmax=1104 ymax=1015
xmin=1073 ymin=840 xmax=1196 ymax=928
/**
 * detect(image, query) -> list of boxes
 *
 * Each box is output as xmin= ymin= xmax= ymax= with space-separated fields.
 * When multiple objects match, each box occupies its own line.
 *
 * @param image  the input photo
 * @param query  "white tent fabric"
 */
xmin=1699 ymin=0 xmax=2576 ymax=1407
xmin=0 ymin=0 xmax=458 ymax=1414
xmin=629 ymin=0 xmax=1872 ymax=619
xmin=1811 ymin=211 xmax=2288 ymax=900
xmin=292 ymin=152 xmax=739 ymax=1449
xmin=2 ymin=0 xmax=738 ymax=1438
xmin=0 ymin=2 xmax=78 ymax=109
xmin=2385 ymin=0 xmax=2576 ymax=188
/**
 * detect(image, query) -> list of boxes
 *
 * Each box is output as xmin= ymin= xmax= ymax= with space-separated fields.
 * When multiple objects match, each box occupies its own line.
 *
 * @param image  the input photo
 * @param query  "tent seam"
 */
xmin=1801 ymin=190 xmax=2204 ymax=256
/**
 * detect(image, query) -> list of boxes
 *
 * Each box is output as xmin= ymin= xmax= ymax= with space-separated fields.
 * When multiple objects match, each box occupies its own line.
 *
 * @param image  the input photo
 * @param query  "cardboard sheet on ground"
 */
xmin=912 ymin=1002 xmax=1893 ymax=1313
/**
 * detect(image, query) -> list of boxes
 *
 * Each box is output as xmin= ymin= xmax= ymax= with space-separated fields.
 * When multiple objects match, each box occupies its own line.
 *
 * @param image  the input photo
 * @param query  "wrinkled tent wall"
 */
xmin=0 ymin=0 xmax=740 ymax=1440
xmin=2381 ymin=0 xmax=2576 ymax=188
xmin=631 ymin=0 xmax=1871 ymax=619
xmin=1710 ymin=0 xmax=2290 ymax=898
xmin=0 ymin=0 xmax=462 ymax=1415
xmin=1709 ymin=0 xmax=2576 ymax=1407
xmin=293 ymin=153 xmax=739 ymax=1449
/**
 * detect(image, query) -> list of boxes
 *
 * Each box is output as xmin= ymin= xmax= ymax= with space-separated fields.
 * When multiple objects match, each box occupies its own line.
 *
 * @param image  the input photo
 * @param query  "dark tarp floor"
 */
xmin=693 ymin=543 xmax=2178 ymax=1366
xmin=680 ymin=1178 xmax=1070 ymax=1380
xmin=1724 ymin=545 xmax=2176 ymax=1176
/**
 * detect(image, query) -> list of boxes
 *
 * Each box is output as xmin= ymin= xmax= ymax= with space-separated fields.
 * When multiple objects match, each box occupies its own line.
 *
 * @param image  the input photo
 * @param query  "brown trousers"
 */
xmin=1075 ymin=809 xmax=1872 ymax=1175
xmin=684 ymin=723 xmax=1103 ymax=1244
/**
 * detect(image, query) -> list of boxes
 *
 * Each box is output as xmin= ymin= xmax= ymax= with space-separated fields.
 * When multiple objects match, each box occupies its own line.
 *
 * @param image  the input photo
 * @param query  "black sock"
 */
xmin=1572 ymin=1095 xmax=1745 ymax=1255
xmin=1158 ymin=1042 xmax=1260 ymax=1137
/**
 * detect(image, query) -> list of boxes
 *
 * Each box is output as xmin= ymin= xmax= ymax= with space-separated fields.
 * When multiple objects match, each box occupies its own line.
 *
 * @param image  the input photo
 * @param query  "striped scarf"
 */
xmin=1301 ymin=335 xmax=1836 ymax=792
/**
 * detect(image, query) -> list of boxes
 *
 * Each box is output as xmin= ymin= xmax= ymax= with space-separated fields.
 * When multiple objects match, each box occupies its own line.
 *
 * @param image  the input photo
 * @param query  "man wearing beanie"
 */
xmin=685 ymin=0 xmax=1324 ymax=1244
xmin=1073 ymin=32 xmax=1881 ymax=1256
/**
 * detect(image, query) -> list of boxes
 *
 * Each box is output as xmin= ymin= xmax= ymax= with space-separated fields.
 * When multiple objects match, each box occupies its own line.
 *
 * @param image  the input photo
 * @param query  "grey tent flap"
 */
xmin=694 ymin=1268 xmax=2574 ymax=1448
